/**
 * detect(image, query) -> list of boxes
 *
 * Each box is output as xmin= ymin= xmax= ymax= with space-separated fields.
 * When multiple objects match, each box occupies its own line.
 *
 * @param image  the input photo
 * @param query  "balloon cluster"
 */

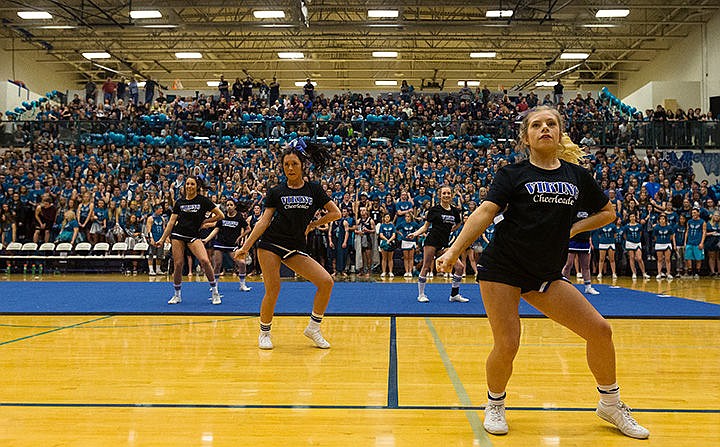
xmin=599 ymin=87 xmax=637 ymax=116
xmin=433 ymin=133 xmax=494 ymax=148
xmin=4 ymin=90 xmax=60 ymax=119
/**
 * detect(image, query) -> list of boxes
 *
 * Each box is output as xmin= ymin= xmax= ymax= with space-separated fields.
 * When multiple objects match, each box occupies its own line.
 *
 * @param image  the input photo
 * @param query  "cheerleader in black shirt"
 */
xmin=234 ymin=139 xmax=341 ymax=350
xmin=436 ymin=107 xmax=648 ymax=439
xmin=408 ymin=185 xmax=468 ymax=303
xmin=203 ymin=198 xmax=251 ymax=292
xmin=156 ymin=176 xmax=225 ymax=304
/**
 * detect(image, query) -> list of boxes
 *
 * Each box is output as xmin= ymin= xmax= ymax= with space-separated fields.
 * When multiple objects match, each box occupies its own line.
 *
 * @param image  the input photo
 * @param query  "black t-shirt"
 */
xmin=426 ymin=204 xmax=461 ymax=244
xmin=261 ymin=181 xmax=331 ymax=250
xmin=171 ymin=195 xmax=217 ymax=237
xmin=480 ymin=159 xmax=608 ymax=280
xmin=214 ymin=213 xmax=248 ymax=247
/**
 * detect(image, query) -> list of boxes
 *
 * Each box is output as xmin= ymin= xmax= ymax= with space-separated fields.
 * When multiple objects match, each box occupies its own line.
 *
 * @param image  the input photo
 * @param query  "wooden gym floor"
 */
xmin=0 ymin=274 xmax=718 ymax=446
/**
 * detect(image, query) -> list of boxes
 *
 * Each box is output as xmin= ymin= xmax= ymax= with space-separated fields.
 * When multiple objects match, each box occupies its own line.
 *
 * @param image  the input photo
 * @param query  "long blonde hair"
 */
xmin=518 ymin=106 xmax=585 ymax=165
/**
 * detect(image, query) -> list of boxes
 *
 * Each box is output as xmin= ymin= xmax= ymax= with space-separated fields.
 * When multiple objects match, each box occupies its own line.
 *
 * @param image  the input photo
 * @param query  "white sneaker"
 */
xmin=168 ymin=295 xmax=182 ymax=304
xmin=258 ymin=332 xmax=273 ymax=350
xmin=612 ymin=273 xmax=618 ymax=279
xmin=656 ymin=274 xmax=663 ymax=279
xmin=417 ymin=294 xmax=429 ymax=303
xmin=643 ymin=273 xmax=651 ymax=279
xmin=404 ymin=272 xmax=412 ymax=278
xmin=149 ymin=269 xmax=156 ymax=276
xmin=239 ymin=284 xmax=252 ymax=292
xmin=380 ymin=272 xmax=386 ymax=278
xmin=483 ymin=403 xmax=509 ymax=435
xmin=211 ymin=290 xmax=222 ymax=305
xmin=303 ymin=326 xmax=331 ymax=349
xmin=667 ymin=274 xmax=673 ymax=280
xmin=632 ymin=274 xmax=637 ymax=280
xmin=426 ymin=272 xmax=433 ymax=279
xmin=576 ymin=272 xmax=583 ymax=279
xmin=596 ymin=401 xmax=650 ymax=439
xmin=597 ymin=273 xmax=603 ymax=279
xmin=449 ymin=294 xmax=470 ymax=303
xmin=694 ymin=274 xmax=700 ymax=279
xmin=585 ymin=286 xmax=600 ymax=295
xmin=388 ymin=272 xmax=394 ymax=278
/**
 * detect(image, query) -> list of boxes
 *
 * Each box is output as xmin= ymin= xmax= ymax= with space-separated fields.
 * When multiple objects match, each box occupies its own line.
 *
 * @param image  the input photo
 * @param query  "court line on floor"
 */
xmin=387 ymin=316 xmax=399 ymax=408
xmin=0 ymin=315 xmax=113 ymax=346
xmin=424 ymin=316 xmax=491 ymax=446
xmin=0 ymin=402 xmax=716 ymax=413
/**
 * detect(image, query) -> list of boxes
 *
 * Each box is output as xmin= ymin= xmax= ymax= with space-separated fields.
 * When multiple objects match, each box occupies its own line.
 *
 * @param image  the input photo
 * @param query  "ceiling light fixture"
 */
xmin=368 ymin=10 xmax=399 ymax=18
xmin=582 ymin=24 xmax=618 ymax=28
xmin=470 ymin=52 xmax=497 ymax=58
xmin=486 ymin=10 xmax=513 ymax=18
xmin=253 ymin=10 xmax=286 ymax=19
xmin=372 ymin=51 xmax=398 ymax=58
xmin=375 ymin=80 xmax=398 ymax=86
xmin=17 ymin=11 xmax=53 ymax=19
xmin=596 ymin=9 xmax=630 ymax=18
xmin=560 ymin=52 xmax=589 ymax=60
xmin=294 ymin=81 xmax=317 ymax=87
xmin=130 ymin=10 xmax=162 ymax=19
xmin=458 ymin=81 xmax=481 ymax=87
xmin=278 ymin=52 xmax=305 ymax=59
xmin=175 ymin=52 xmax=203 ymax=59
xmin=82 ymin=52 xmax=111 ymax=59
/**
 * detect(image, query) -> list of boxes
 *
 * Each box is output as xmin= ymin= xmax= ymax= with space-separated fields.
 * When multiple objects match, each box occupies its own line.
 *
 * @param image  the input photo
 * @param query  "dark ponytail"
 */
xmin=282 ymin=138 xmax=332 ymax=173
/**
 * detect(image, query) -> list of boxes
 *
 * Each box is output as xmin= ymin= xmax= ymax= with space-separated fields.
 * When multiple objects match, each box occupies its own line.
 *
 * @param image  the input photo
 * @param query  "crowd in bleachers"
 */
xmin=1 ymin=81 xmax=719 ymax=278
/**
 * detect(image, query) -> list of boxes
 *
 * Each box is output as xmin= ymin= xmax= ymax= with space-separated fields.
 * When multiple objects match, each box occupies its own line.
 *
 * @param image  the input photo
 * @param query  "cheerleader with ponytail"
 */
xmin=155 ymin=175 xmax=225 ymax=305
xmin=235 ymin=138 xmax=341 ymax=350
xmin=436 ymin=107 xmax=649 ymax=439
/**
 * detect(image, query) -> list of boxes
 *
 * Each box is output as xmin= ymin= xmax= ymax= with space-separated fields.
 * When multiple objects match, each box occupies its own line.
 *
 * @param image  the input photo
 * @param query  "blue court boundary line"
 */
xmin=0 ymin=402 xmax=716 ymax=413
xmin=387 ymin=316 xmax=398 ymax=408
xmin=1 ymin=312 xmax=717 ymax=320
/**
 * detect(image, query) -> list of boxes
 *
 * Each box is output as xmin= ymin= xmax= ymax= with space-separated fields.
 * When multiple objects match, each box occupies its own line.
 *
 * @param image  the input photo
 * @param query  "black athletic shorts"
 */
xmin=170 ymin=232 xmax=198 ymax=243
xmin=476 ymin=262 xmax=569 ymax=294
xmin=213 ymin=242 xmax=238 ymax=252
xmin=424 ymin=233 xmax=449 ymax=250
xmin=257 ymin=240 xmax=309 ymax=260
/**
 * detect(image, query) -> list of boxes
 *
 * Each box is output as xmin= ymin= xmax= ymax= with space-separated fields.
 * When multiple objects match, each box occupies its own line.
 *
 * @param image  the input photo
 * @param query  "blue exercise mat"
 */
xmin=0 ymin=281 xmax=718 ymax=318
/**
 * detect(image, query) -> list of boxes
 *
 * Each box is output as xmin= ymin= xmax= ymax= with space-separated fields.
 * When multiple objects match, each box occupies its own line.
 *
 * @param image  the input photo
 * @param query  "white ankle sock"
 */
xmin=488 ymin=390 xmax=506 ymax=406
xmin=597 ymin=382 xmax=620 ymax=406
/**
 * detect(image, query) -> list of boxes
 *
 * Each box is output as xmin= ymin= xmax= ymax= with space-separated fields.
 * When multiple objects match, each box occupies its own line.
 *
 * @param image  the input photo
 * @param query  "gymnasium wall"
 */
xmin=619 ymin=10 xmax=720 ymax=112
xmin=0 ymin=38 xmax=76 ymax=113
